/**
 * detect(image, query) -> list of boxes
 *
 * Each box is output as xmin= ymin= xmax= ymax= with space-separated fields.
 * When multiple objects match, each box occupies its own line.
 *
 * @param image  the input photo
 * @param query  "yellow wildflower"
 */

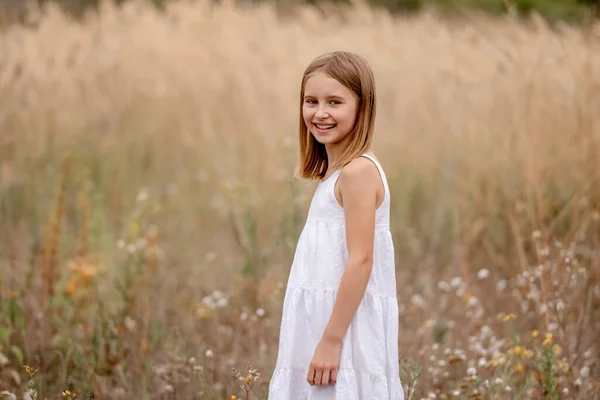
xmin=553 ymin=344 xmax=562 ymax=356
xmin=513 ymin=345 xmax=524 ymax=356
xmin=515 ymin=363 xmax=524 ymax=373
xmin=524 ymin=349 xmax=534 ymax=358
xmin=502 ymin=313 xmax=517 ymax=322
xmin=543 ymin=333 xmax=553 ymax=346
xmin=232 ymin=396 xmax=237 ymax=400
xmin=560 ymin=361 xmax=569 ymax=374
xmin=487 ymin=359 xmax=499 ymax=367
xmin=532 ymin=330 xmax=539 ymax=338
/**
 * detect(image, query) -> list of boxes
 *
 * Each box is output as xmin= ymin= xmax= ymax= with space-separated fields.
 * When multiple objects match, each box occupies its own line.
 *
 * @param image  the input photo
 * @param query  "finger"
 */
xmin=330 ymin=368 xmax=338 ymax=384
xmin=307 ymin=367 xmax=315 ymax=386
xmin=314 ymin=369 xmax=323 ymax=386
xmin=321 ymin=368 xmax=330 ymax=386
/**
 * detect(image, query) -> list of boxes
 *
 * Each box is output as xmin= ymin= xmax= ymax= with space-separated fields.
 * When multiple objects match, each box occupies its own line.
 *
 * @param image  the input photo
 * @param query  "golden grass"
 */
xmin=0 ymin=0 xmax=600 ymax=398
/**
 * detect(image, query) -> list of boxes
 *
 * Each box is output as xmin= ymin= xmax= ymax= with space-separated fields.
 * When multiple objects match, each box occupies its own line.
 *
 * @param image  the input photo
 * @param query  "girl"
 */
xmin=268 ymin=51 xmax=404 ymax=400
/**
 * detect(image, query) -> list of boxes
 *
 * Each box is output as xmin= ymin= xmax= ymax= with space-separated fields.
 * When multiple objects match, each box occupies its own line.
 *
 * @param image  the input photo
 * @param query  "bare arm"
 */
xmin=322 ymin=157 xmax=380 ymax=343
xmin=307 ymin=157 xmax=381 ymax=387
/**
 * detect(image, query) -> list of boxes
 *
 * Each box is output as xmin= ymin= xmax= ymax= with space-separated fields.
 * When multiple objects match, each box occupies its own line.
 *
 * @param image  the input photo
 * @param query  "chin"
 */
xmin=311 ymin=131 xmax=340 ymax=145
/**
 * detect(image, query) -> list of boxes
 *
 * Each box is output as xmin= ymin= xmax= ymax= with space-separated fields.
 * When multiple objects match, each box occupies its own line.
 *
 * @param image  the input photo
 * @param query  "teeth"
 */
xmin=316 ymin=124 xmax=335 ymax=129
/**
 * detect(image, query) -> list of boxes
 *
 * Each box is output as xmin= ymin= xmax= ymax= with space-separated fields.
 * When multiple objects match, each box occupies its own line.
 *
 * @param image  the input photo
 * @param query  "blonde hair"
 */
xmin=296 ymin=51 xmax=377 ymax=180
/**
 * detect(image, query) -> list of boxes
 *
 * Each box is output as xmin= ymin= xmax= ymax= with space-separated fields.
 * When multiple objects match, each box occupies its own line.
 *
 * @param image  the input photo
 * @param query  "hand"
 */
xmin=306 ymin=336 xmax=342 ymax=387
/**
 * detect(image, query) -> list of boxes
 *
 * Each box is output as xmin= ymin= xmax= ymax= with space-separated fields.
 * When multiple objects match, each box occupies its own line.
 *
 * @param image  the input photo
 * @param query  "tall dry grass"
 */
xmin=0 ymin=0 xmax=600 ymax=398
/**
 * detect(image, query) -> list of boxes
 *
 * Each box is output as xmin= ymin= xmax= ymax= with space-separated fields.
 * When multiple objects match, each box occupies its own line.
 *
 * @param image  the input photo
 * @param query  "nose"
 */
xmin=315 ymin=105 xmax=329 ymax=120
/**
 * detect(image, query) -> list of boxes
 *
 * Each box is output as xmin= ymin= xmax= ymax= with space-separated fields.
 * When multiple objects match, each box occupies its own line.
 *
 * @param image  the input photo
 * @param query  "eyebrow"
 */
xmin=303 ymin=94 xmax=344 ymax=99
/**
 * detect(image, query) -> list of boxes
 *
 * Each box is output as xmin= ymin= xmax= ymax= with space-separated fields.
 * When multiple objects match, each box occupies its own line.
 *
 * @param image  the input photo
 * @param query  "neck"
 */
xmin=325 ymin=142 xmax=371 ymax=169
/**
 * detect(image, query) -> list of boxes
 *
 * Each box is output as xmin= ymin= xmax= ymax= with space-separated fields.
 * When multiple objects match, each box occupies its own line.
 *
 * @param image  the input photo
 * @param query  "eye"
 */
xmin=329 ymin=99 xmax=342 ymax=105
xmin=304 ymin=98 xmax=316 ymax=104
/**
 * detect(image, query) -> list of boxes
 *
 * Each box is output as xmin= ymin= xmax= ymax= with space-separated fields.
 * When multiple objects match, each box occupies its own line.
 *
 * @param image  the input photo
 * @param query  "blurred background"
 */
xmin=0 ymin=0 xmax=599 ymax=399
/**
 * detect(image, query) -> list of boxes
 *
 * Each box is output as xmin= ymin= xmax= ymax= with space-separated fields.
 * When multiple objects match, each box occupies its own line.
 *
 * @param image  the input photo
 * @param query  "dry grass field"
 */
xmin=1 ymin=0 xmax=600 ymax=398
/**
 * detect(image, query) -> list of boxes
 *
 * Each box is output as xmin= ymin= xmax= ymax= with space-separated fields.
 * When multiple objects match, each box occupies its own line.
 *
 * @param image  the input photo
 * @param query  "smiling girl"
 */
xmin=268 ymin=51 xmax=404 ymax=400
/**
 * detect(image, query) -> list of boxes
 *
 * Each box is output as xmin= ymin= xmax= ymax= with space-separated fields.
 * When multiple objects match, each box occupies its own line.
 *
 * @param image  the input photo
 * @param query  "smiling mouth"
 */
xmin=314 ymin=123 xmax=336 ymax=130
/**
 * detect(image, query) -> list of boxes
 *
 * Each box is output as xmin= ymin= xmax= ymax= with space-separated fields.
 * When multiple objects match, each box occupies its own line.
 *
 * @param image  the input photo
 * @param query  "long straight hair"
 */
xmin=296 ymin=51 xmax=377 ymax=180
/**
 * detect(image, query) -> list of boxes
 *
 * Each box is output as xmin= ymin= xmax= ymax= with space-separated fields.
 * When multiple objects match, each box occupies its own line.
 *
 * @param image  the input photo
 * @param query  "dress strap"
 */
xmin=360 ymin=153 xmax=389 ymax=192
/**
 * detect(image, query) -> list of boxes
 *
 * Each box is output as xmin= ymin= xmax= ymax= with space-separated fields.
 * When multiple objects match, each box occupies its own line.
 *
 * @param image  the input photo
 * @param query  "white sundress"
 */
xmin=268 ymin=153 xmax=405 ymax=400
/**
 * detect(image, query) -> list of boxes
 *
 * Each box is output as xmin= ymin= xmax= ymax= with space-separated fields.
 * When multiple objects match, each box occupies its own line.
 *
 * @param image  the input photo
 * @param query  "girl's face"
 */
xmin=302 ymin=71 xmax=359 ymax=147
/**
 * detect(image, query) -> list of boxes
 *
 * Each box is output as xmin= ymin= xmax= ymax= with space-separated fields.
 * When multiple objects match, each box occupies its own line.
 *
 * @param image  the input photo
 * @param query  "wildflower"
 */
xmin=428 ymin=393 xmax=437 ymax=399
xmin=216 ymin=297 xmax=229 ymax=308
xmin=61 ymin=390 xmax=77 ymax=398
xmin=553 ymin=344 xmax=562 ymax=356
xmin=563 ymin=388 xmax=569 ymax=395
xmin=575 ymin=378 xmax=582 ymax=386
xmin=452 ymin=390 xmax=460 ymax=397
xmin=411 ymin=294 xmax=426 ymax=308
xmin=205 ymin=349 xmax=214 ymax=359
xmin=137 ymin=190 xmax=149 ymax=202
xmin=477 ymin=269 xmax=490 ymax=280
xmin=437 ymin=281 xmax=450 ymax=291
xmin=496 ymin=280 xmax=507 ymax=292
xmin=255 ymin=308 xmax=265 ymax=317
xmin=580 ymin=366 xmax=590 ymax=377
xmin=505 ymin=385 xmax=512 ymax=392
xmin=467 ymin=367 xmax=477 ymax=376
xmin=559 ymin=361 xmax=569 ymax=373
xmin=515 ymin=363 xmax=524 ymax=373
xmin=232 ymin=396 xmax=237 ymax=400
xmin=240 ymin=312 xmax=248 ymax=321
xmin=0 ymin=391 xmax=17 ymax=400
xmin=23 ymin=365 xmax=38 ymax=376
xmin=498 ymin=313 xmax=516 ymax=322
xmin=531 ymin=330 xmax=538 ymax=338
xmin=495 ymin=378 xmax=504 ymax=385
xmin=543 ymin=333 xmax=553 ymax=346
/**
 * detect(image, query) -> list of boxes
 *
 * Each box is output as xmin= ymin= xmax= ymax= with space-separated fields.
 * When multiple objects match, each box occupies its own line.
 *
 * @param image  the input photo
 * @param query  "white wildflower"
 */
xmin=477 ymin=269 xmax=490 ymax=280
xmin=136 ymin=190 xmax=148 ymax=202
xmin=505 ymin=385 xmax=512 ymax=392
xmin=580 ymin=366 xmax=590 ymax=377
xmin=240 ymin=312 xmax=248 ymax=321
xmin=467 ymin=367 xmax=477 ymax=376
xmin=216 ymin=297 xmax=228 ymax=308
xmin=495 ymin=378 xmax=504 ymax=385
xmin=256 ymin=308 xmax=266 ymax=317
xmin=452 ymin=390 xmax=460 ymax=397
xmin=450 ymin=277 xmax=462 ymax=288
xmin=205 ymin=349 xmax=214 ymax=359
xmin=411 ymin=294 xmax=426 ymax=308
xmin=532 ymin=230 xmax=542 ymax=239
xmin=497 ymin=279 xmax=507 ymax=292
xmin=438 ymin=281 xmax=450 ymax=291
xmin=0 ymin=391 xmax=17 ymax=400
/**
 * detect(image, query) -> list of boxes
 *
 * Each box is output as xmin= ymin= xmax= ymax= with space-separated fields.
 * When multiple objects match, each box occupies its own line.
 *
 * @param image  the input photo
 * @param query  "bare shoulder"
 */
xmin=338 ymin=156 xmax=381 ymax=186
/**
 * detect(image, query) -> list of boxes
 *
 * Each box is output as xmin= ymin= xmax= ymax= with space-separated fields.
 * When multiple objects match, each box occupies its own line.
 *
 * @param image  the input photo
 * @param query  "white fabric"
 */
xmin=268 ymin=154 xmax=405 ymax=400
